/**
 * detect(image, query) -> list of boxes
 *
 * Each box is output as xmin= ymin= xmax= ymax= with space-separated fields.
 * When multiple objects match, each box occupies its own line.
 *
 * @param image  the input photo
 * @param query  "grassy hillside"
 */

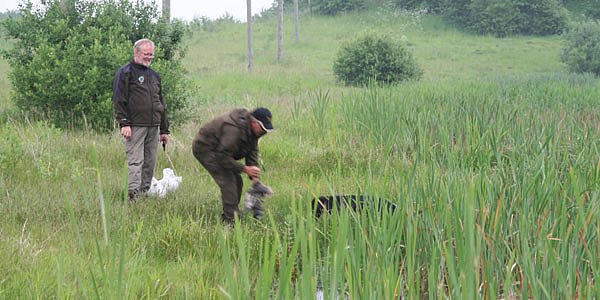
xmin=184 ymin=12 xmax=565 ymax=104
xmin=1 ymin=8 xmax=599 ymax=299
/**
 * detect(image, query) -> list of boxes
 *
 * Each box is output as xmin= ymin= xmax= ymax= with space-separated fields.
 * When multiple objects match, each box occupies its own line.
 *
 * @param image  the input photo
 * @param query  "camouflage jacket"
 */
xmin=192 ymin=109 xmax=259 ymax=173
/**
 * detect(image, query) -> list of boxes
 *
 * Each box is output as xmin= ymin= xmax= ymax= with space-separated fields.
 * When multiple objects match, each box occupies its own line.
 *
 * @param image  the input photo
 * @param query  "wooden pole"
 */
xmin=247 ymin=0 xmax=253 ymax=71
xmin=294 ymin=0 xmax=299 ymax=42
xmin=277 ymin=0 xmax=283 ymax=62
xmin=162 ymin=0 xmax=170 ymax=21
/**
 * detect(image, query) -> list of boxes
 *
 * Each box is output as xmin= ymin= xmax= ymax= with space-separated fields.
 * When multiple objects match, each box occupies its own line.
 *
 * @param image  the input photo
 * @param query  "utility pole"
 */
xmin=278 ymin=0 xmax=283 ymax=62
xmin=294 ymin=0 xmax=299 ymax=42
xmin=162 ymin=0 xmax=170 ymax=21
xmin=60 ymin=0 xmax=73 ymax=12
xmin=247 ymin=0 xmax=253 ymax=71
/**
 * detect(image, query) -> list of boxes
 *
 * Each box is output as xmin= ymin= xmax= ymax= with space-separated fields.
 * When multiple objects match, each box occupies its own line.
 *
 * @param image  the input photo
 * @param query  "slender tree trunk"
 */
xmin=60 ymin=0 xmax=73 ymax=12
xmin=308 ymin=0 xmax=312 ymax=15
xmin=294 ymin=0 xmax=299 ymax=42
xmin=278 ymin=0 xmax=283 ymax=62
xmin=162 ymin=0 xmax=170 ymax=21
xmin=247 ymin=0 xmax=253 ymax=71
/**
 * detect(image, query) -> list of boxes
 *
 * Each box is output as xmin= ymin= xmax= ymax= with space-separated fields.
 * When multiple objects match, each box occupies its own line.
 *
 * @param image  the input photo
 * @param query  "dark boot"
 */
xmin=139 ymin=186 xmax=150 ymax=195
xmin=128 ymin=190 xmax=138 ymax=204
xmin=221 ymin=209 xmax=242 ymax=226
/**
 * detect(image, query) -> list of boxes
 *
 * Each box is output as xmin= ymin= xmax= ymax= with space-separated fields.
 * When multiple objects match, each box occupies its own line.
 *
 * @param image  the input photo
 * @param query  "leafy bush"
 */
xmin=584 ymin=0 xmax=600 ymax=19
xmin=468 ymin=0 xmax=523 ymax=37
xmin=515 ymin=0 xmax=569 ymax=35
xmin=390 ymin=0 xmax=425 ymax=10
xmin=1 ymin=0 xmax=191 ymax=130
xmin=444 ymin=0 xmax=568 ymax=37
xmin=443 ymin=0 xmax=475 ymax=27
xmin=312 ymin=0 xmax=366 ymax=15
xmin=561 ymin=21 xmax=600 ymax=75
xmin=390 ymin=0 xmax=444 ymax=13
xmin=333 ymin=32 xmax=423 ymax=86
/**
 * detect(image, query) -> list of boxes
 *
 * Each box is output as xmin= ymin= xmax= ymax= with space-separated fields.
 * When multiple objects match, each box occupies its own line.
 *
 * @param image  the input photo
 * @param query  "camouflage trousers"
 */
xmin=193 ymin=151 xmax=243 ymax=222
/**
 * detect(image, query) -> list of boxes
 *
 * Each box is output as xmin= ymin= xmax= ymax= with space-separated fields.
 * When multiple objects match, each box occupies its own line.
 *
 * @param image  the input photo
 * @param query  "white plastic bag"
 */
xmin=148 ymin=168 xmax=182 ymax=198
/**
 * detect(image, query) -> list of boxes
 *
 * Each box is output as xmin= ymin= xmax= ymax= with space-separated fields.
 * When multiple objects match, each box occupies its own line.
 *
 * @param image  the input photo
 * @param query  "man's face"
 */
xmin=134 ymin=44 xmax=155 ymax=67
xmin=252 ymin=119 xmax=267 ymax=138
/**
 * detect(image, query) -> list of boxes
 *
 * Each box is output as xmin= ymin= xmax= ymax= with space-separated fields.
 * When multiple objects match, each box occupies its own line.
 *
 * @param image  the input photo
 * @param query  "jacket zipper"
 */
xmin=147 ymin=69 xmax=154 ymax=126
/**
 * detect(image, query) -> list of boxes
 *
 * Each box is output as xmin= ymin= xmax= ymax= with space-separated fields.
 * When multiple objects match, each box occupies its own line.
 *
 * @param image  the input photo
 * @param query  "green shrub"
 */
xmin=584 ymin=0 xmax=600 ymax=19
xmin=468 ymin=0 xmax=523 ymax=37
xmin=390 ymin=0 xmax=425 ymax=10
xmin=390 ymin=0 xmax=444 ymax=13
xmin=1 ymin=0 xmax=191 ymax=131
xmin=516 ymin=0 xmax=569 ymax=35
xmin=561 ymin=21 xmax=600 ymax=76
xmin=333 ymin=32 xmax=423 ymax=86
xmin=443 ymin=0 xmax=475 ymax=27
xmin=312 ymin=0 xmax=366 ymax=15
xmin=444 ymin=0 xmax=568 ymax=37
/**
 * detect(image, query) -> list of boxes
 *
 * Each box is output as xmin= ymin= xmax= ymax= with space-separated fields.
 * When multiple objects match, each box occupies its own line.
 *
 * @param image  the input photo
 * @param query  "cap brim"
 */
xmin=257 ymin=120 xmax=274 ymax=132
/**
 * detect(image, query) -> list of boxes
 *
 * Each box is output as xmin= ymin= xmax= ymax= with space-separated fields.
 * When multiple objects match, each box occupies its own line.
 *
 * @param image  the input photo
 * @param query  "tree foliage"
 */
xmin=561 ymin=21 xmax=600 ymax=76
xmin=390 ymin=0 xmax=444 ymax=13
xmin=1 ymin=0 xmax=191 ymax=130
xmin=311 ymin=0 xmax=366 ymax=15
xmin=583 ymin=0 xmax=600 ymax=19
xmin=444 ymin=0 xmax=568 ymax=37
xmin=333 ymin=32 xmax=422 ymax=86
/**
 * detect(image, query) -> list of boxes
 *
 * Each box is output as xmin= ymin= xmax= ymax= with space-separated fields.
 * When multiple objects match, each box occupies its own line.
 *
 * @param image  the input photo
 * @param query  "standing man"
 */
xmin=113 ymin=39 xmax=169 ymax=204
xmin=192 ymin=107 xmax=274 ymax=224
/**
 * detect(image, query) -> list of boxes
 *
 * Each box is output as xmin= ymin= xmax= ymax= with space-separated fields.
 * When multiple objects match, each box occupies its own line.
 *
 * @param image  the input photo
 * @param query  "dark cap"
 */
xmin=251 ymin=107 xmax=274 ymax=131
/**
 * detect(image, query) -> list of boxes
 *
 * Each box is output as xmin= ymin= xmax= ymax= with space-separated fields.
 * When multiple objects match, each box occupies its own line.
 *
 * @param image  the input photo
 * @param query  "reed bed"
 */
xmin=215 ymin=76 xmax=599 ymax=299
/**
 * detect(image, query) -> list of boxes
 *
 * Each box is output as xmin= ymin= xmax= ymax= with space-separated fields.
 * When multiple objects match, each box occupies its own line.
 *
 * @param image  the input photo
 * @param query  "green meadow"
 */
xmin=1 ymin=8 xmax=599 ymax=299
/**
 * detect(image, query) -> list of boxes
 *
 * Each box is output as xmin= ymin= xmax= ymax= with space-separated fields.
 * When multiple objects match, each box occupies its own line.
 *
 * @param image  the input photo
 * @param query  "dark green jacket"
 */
xmin=112 ymin=59 xmax=169 ymax=134
xmin=192 ymin=109 xmax=259 ymax=173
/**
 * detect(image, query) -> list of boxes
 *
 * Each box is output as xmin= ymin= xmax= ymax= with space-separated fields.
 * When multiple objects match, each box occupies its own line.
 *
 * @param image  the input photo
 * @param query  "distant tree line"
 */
xmin=444 ymin=0 xmax=568 ymax=37
xmin=575 ymin=0 xmax=600 ymax=19
xmin=269 ymin=0 xmax=600 ymax=37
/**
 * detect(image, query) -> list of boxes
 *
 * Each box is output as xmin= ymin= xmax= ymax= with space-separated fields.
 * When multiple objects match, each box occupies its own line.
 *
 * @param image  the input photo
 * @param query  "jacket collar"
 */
xmin=130 ymin=59 xmax=149 ymax=70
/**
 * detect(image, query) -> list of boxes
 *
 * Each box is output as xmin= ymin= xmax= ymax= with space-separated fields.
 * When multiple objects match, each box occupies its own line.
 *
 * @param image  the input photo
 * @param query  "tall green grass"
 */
xmin=215 ymin=77 xmax=599 ymax=298
xmin=1 ymin=7 xmax=599 ymax=299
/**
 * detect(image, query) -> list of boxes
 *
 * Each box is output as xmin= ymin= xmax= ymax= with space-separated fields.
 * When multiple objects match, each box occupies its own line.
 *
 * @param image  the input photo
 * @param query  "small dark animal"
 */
xmin=311 ymin=195 xmax=397 ymax=218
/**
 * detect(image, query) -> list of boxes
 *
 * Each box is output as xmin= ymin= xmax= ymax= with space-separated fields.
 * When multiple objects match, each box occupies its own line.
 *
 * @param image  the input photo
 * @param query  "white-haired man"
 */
xmin=113 ymin=39 xmax=170 ymax=203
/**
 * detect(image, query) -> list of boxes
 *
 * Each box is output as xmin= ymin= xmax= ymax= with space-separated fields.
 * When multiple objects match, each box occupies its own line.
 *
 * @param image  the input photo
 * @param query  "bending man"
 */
xmin=192 ymin=108 xmax=273 ymax=224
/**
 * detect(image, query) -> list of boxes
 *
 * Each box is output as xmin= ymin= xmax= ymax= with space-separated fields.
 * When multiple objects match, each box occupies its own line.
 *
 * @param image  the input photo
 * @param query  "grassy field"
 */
xmin=1 ymin=8 xmax=599 ymax=299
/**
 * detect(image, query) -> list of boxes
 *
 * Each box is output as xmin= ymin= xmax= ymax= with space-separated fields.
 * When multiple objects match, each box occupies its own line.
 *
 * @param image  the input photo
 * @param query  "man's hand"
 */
xmin=244 ymin=165 xmax=260 ymax=179
xmin=121 ymin=126 xmax=132 ymax=140
xmin=160 ymin=134 xmax=169 ymax=145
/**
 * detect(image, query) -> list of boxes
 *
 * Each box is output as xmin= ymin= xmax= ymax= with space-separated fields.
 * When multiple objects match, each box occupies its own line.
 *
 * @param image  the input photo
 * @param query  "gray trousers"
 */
xmin=124 ymin=126 xmax=159 ymax=193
